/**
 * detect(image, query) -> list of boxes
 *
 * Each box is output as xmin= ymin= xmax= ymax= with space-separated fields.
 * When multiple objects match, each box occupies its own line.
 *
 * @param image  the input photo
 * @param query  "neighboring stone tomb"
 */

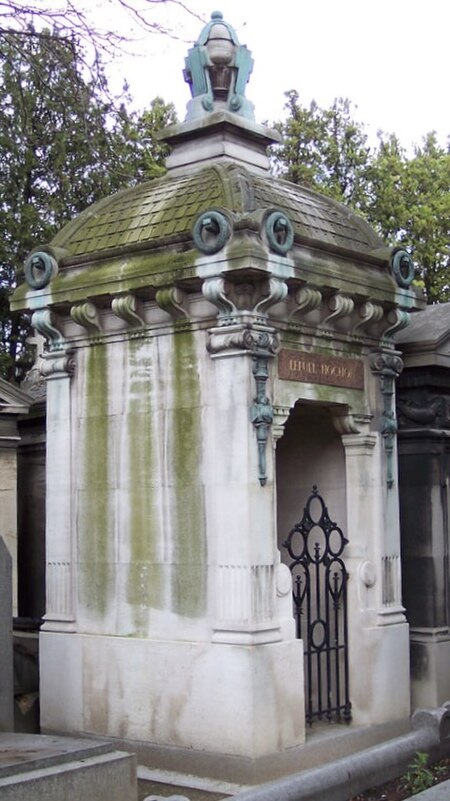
xmin=0 ymin=378 xmax=32 ymax=618
xmin=396 ymin=303 xmax=450 ymax=710
xmin=11 ymin=11 xmax=425 ymax=778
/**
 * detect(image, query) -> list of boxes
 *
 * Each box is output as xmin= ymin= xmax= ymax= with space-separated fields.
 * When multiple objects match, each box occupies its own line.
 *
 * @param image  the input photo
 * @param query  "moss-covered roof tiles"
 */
xmin=52 ymin=162 xmax=382 ymax=263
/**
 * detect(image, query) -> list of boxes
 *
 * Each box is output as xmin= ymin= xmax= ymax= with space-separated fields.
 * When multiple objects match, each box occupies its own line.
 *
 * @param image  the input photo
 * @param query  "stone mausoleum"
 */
xmin=12 ymin=12 xmax=425 ymax=779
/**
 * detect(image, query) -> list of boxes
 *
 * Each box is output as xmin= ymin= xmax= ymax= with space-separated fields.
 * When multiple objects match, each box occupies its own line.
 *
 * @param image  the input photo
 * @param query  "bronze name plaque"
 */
xmin=279 ymin=349 xmax=364 ymax=390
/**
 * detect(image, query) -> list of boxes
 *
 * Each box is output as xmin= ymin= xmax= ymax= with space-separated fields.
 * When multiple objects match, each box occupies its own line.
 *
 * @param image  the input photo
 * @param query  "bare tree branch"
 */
xmin=0 ymin=0 xmax=206 ymax=88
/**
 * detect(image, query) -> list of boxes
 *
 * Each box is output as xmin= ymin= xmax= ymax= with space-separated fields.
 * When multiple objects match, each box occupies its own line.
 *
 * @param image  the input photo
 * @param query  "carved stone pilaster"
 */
xmin=370 ymin=349 xmax=404 ymax=488
xmin=212 ymin=563 xmax=280 ymax=645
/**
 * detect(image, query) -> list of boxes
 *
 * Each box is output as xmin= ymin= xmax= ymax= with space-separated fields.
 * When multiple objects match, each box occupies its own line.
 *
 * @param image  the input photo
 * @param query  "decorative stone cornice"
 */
xmin=321 ymin=293 xmax=354 ymax=328
xmin=70 ymin=302 xmax=101 ymax=333
xmin=202 ymin=275 xmax=288 ymax=325
xmin=253 ymin=277 xmax=288 ymax=316
xmin=155 ymin=287 xmax=189 ymax=320
xmin=352 ymin=301 xmax=384 ymax=334
xmin=111 ymin=294 xmax=145 ymax=327
xmin=380 ymin=309 xmax=410 ymax=340
xmin=203 ymin=277 xmax=238 ymax=320
xmin=31 ymin=309 xmax=65 ymax=351
xmin=287 ymin=287 xmax=322 ymax=320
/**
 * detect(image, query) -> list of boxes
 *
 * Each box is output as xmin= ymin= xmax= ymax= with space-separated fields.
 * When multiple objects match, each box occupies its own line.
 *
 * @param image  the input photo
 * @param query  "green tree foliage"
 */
xmin=273 ymin=92 xmax=450 ymax=303
xmin=362 ymin=133 xmax=450 ymax=303
xmin=272 ymin=91 xmax=370 ymax=205
xmin=0 ymin=29 xmax=176 ymax=381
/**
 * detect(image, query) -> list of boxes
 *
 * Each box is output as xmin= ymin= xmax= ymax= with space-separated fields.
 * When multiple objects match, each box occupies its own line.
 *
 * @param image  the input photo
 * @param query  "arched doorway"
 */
xmin=276 ymin=403 xmax=351 ymax=724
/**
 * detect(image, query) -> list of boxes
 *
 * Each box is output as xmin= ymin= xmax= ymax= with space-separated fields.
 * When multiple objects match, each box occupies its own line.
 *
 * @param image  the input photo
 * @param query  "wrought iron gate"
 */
xmin=283 ymin=486 xmax=351 ymax=725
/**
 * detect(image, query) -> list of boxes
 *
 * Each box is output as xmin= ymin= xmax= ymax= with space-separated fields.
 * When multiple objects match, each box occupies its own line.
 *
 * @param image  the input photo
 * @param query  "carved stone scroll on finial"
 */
xmin=111 ymin=294 xmax=145 ymax=327
xmin=70 ymin=302 xmax=101 ymax=333
xmin=31 ymin=309 xmax=65 ymax=350
xmin=155 ymin=287 xmax=189 ymax=320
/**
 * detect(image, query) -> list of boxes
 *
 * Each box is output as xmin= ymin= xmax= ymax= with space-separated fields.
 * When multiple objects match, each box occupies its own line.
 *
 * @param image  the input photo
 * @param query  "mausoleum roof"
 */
xmin=51 ymin=162 xmax=381 ymax=263
xmin=12 ymin=10 xmax=423 ymax=320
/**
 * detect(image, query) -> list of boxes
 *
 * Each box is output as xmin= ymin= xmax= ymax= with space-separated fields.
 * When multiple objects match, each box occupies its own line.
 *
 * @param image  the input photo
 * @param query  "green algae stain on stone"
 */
xmin=125 ymin=338 xmax=163 ymax=633
xmin=170 ymin=329 xmax=206 ymax=618
xmin=80 ymin=343 xmax=112 ymax=618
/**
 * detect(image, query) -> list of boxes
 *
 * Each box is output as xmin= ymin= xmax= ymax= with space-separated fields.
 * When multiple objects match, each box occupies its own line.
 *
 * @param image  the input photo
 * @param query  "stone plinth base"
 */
xmin=410 ymin=630 xmax=450 ymax=710
xmin=40 ymin=632 xmax=305 ymax=758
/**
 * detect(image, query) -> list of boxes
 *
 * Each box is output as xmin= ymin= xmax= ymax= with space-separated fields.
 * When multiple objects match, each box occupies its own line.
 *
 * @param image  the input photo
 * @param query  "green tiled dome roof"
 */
xmin=53 ymin=162 xmax=382 ymax=263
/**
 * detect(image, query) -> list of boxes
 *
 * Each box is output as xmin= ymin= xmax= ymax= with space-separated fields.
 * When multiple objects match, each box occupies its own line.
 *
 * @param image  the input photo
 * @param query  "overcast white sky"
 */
xmin=107 ymin=0 xmax=449 ymax=151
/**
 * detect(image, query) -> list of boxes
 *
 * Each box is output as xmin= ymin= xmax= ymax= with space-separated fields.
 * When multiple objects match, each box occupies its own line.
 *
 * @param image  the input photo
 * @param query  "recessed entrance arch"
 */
xmin=276 ymin=403 xmax=347 ymax=547
xmin=276 ymin=402 xmax=350 ymax=724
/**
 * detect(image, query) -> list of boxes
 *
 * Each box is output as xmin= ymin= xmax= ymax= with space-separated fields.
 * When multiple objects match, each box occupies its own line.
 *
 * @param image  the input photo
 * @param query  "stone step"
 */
xmin=0 ymin=733 xmax=137 ymax=801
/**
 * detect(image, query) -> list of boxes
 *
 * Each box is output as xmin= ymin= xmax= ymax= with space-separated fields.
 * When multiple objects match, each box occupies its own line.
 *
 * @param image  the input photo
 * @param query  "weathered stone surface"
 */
xmin=0 ymin=733 xmax=137 ymax=801
xmin=0 ymin=537 xmax=13 ymax=731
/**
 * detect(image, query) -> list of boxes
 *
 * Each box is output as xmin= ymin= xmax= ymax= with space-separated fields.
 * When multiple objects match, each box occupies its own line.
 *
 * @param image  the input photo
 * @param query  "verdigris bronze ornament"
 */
xmin=24 ymin=251 xmax=57 ymax=289
xmin=390 ymin=248 xmax=415 ymax=288
xmin=184 ymin=11 xmax=255 ymax=121
xmin=265 ymin=211 xmax=294 ymax=255
xmin=193 ymin=210 xmax=231 ymax=254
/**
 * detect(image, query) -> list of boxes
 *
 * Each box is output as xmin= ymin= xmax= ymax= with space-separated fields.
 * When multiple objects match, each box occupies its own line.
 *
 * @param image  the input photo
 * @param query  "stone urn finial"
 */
xmin=183 ymin=10 xmax=255 ymax=121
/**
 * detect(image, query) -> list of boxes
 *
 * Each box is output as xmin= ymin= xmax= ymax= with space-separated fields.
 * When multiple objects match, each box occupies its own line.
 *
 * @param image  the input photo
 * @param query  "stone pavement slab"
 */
xmin=411 ymin=779 xmax=450 ymax=800
xmin=0 ymin=733 xmax=137 ymax=800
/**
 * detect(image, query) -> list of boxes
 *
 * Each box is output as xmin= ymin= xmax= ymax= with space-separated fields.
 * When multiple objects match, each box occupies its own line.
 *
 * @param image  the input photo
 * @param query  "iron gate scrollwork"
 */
xmin=283 ymin=486 xmax=351 ymax=725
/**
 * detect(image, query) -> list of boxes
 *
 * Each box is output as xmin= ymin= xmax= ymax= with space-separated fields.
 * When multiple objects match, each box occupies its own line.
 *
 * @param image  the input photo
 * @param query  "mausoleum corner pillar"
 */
xmin=38 ymin=344 xmax=76 ymax=631
xmin=205 ymin=321 xmax=281 ymax=644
